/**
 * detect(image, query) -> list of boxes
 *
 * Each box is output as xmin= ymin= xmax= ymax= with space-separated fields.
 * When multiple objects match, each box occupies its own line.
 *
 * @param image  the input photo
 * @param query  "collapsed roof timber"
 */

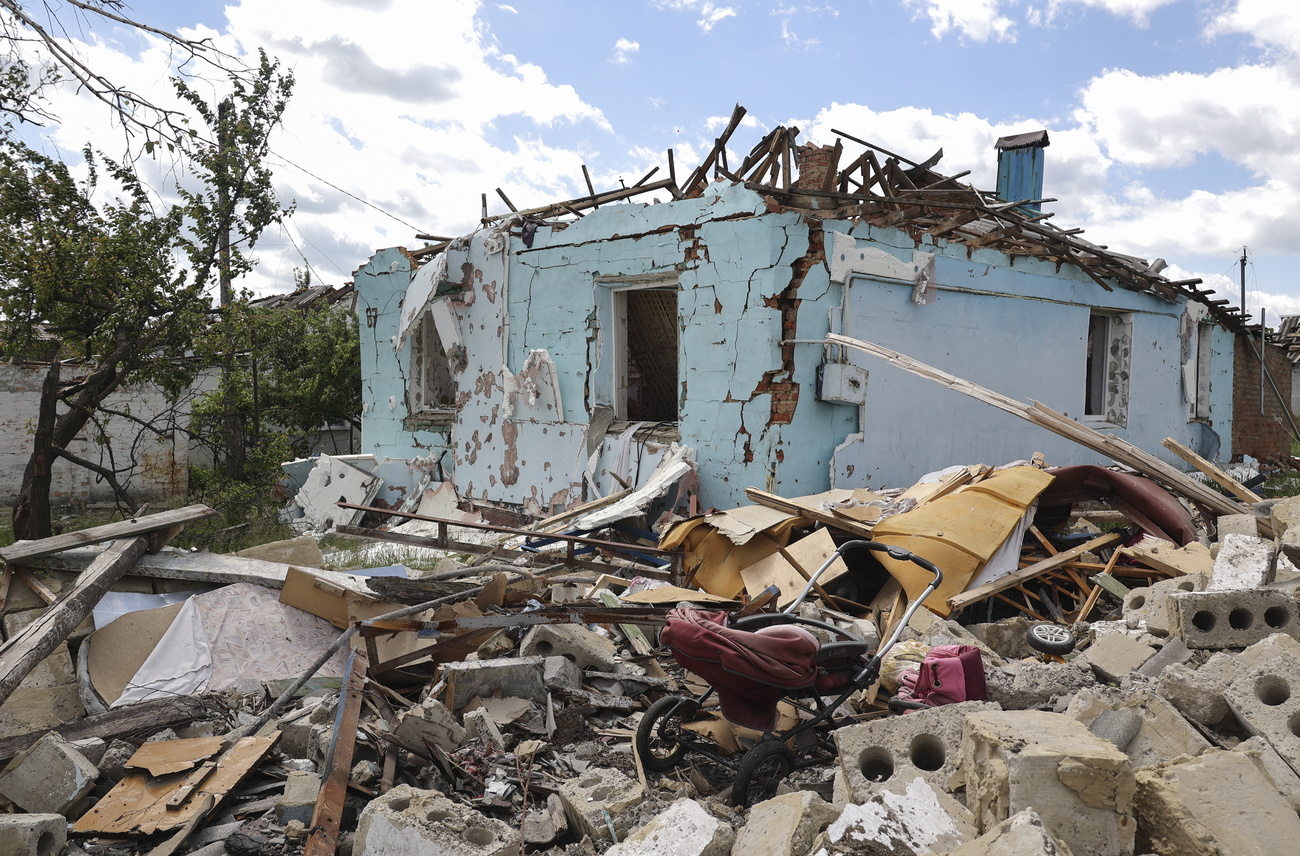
xmin=422 ymin=105 xmax=1239 ymax=331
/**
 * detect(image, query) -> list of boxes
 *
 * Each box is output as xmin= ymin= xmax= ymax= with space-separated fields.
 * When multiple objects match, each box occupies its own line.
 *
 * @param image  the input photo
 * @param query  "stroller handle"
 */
xmin=783 ymin=538 xmax=943 ymax=615
xmin=785 ymin=538 xmax=946 ymax=688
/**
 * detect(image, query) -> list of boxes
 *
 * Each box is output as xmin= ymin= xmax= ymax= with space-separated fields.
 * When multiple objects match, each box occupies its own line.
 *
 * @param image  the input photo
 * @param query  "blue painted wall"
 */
xmin=355 ymin=184 xmax=1234 ymax=513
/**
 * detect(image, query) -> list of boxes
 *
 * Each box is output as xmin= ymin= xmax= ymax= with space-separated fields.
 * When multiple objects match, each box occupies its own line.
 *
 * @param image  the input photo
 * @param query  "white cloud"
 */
xmin=1209 ymin=1 xmax=1300 ymax=79
xmin=1045 ymin=0 xmax=1180 ymax=26
xmin=779 ymin=21 xmax=820 ymax=49
xmin=653 ymin=0 xmax=738 ymax=32
xmin=904 ymin=0 xmax=1016 ymax=43
xmin=611 ymin=38 xmax=640 ymax=64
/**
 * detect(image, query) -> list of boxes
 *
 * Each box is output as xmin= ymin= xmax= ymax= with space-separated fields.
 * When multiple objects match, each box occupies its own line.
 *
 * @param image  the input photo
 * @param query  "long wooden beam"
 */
xmin=0 ymin=504 xmax=217 ymax=563
xmin=825 ymin=333 xmax=1255 ymax=524
xmin=948 ymin=533 xmax=1120 ymax=612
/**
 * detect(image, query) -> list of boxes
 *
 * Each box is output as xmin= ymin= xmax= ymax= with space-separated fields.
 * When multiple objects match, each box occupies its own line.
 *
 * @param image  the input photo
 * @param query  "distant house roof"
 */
xmin=249 ymin=283 xmax=355 ymax=311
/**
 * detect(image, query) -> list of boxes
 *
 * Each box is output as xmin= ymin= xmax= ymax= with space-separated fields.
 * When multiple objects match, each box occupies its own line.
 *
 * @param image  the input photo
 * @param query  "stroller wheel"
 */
xmin=636 ymin=695 xmax=697 ymax=772
xmin=1027 ymin=622 xmax=1077 ymax=656
xmin=733 ymin=740 xmax=795 ymax=807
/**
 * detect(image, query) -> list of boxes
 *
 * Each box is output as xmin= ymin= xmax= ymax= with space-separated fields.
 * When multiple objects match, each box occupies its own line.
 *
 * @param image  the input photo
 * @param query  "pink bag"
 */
xmin=897 ymin=644 xmax=986 ymax=707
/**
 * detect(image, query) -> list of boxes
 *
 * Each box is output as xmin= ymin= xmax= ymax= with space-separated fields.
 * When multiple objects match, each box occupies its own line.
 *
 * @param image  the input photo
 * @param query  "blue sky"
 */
xmin=13 ymin=0 xmax=1300 ymax=320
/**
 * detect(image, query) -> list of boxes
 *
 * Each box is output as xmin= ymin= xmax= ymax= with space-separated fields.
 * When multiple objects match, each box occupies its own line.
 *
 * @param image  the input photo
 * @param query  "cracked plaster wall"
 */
xmin=357 ymin=183 xmax=1235 ymax=512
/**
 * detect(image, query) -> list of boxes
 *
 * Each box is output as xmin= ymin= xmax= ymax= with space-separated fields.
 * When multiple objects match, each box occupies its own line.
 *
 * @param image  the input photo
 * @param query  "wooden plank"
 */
xmin=304 ymin=647 xmax=368 ymax=856
xmin=0 ymin=535 xmax=149 ymax=709
xmin=1120 ymin=537 xmax=1213 ymax=577
xmin=1161 ymin=437 xmax=1263 ymax=504
xmin=743 ymin=487 xmax=871 ymax=538
xmin=11 ymin=566 xmax=57 ymax=605
xmin=826 ymin=333 xmax=1256 ymax=525
xmin=948 ymin=533 xmax=1120 ymax=612
xmin=0 ymin=504 xmax=217 ymax=563
xmin=0 ymin=695 xmax=215 ymax=763
xmin=0 ymin=564 xmax=11 ymax=612
xmin=596 ymin=590 xmax=654 ymax=656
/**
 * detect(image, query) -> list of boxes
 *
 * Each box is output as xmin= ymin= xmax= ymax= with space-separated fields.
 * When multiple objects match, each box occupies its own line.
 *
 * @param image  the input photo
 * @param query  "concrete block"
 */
xmin=605 ymin=798 xmax=733 ymax=856
xmin=1169 ymin=588 xmax=1300 ymax=648
xmin=1078 ymin=632 xmax=1156 ymax=683
xmin=1208 ymin=533 xmax=1275 ymax=590
xmin=519 ymin=624 xmax=618 ymax=671
xmin=1273 ymin=495 xmax=1300 ymax=567
xmin=939 ymin=808 xmax=1073 ymax=856
xmin=543 ymin=655 xmax=582 ymax=692
xmin=1123 ymin=574 xmax=1202 ymax=636
xmin=1216 ymin=512 xmax=1260 ymax=538
xmin=1224 ymin=647 xmax=1300 ymax=766
xmin=1135 ymin=749 xmax=1300 ymax=856
xmin=0 ymin=813 xmax=66 ymax=856
xmin=555 ymin=766 xmax=644 ymax=843
xmin=964 ymin=617 xmax=1036 ymax=660
xmin=441 ymin=656 xmax=547 ymax=710
xmin=274 ymin=770 xmax=321 ymax=826
xmin=982 ymin=659 xmax=1096 ymax=710
xmin=833 ymin=701 xmax=1000 ymax=800
xmin=391 ymin=699 xmax=466 ymax=757
xmin=464 ymin=708 xmax=506 ymax=751
xmin=1133 ymin=636 xmax=1192 ymax=678
xmin=1277 ymin=549 xmax=1300 ymax=584
xmin=1065 ymin=686 xmax=1211 ymax=767
xmin=732 ymin=790 xmax=838 ymax=856
xmin=0 ymin=732 xmax=98 ymax=815
xmin=1235 ymin=736 xmax=1300 ymax=811
xmin=961 ymin=709 xmax=1135 ymax=856
xmin=1155 ymin=655 xmax=1234 ymax=727
xmin=354 ymin=783 xmax=519 ymax=856
xmin=811 ymin=776 xmax=976 ymax=856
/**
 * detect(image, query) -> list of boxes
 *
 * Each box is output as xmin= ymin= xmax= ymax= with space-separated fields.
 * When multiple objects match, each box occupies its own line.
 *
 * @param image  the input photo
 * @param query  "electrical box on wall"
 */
xmin=817 ymin=362 xmax=868 ymax=405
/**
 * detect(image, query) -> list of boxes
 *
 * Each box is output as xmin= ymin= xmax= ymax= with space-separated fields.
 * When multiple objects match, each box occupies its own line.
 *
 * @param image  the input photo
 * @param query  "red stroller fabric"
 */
xmin=660 ymin=607 xmax=820 ymax=731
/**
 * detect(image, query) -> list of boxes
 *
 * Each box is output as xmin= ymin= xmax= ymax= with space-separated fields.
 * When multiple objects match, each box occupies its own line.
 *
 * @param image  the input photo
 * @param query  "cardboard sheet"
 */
xmin=871 ymin=465 xmax=1054 ymax=616
xmin=739 ymin=528 xmax=849 ymax=608
xmin=88 ymin=601 xmax=187 ymax=706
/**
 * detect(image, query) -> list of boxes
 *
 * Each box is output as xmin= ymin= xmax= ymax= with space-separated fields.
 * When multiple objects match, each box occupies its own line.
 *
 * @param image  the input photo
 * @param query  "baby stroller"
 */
xmin=635 ymin=539 xmax=944 ymax=806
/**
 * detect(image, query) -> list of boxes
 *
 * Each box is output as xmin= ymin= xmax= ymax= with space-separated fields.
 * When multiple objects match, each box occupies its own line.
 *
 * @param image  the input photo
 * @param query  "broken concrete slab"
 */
xmin=1135 ymin=749 xmax=1300 ymax=856
xmin=732 ymin=790 xmax=838 ymax=856
xmin=0 ymin=643 xmax=84 ymax=736
xmin=1272 ymin=495 xmax=1300 ymax=568
xmin=1235 ymin=736 xmax=1300 ymax=811
xmin=353 ymin=784 xmax=520 ymax=856
xmin=555 ymin=765 xmax=645 ymax=843
xmin=0 ymin=813 xmax=67 ymax=856
xmin=961 ymin=709 xmax=1135 ymax=856
xmin=1208 ymin=533 xmax=1276 ymax=590
xmin=939 ymin=808 xmax=1074 ymax=856
xmin=833 ymin=700 xmax=1000 ymax=800
xmin=1169 ymin=588 xmax=1300 ymax=648
xmin=1155 ymin=655 xmax=1235 ymax=727
xmin=1078 ymin=631 xmax=1156 ymax=683
xmin=0 ymin=732 xmax=98 ymax=817
xmin=519 ymin=623 xmax=619 ymax=671
xmin=604 ymin=798 xmax=734 ymax=856
xmin=1065 ymin=685 xmax=1212 ymax=767
xmin=810 ymin=776 xmax=976 ymax=856
xmin=1123 ymin=574 xmax=1202 ymax=637
xmin=442 ymin=656 xmax=547 ymax=711
xmin=982 ymin=659 xmax=1096 ymax=710
xmin=275 ymin=770 xmax=321 ymax=827
xmin=390 ymin=698 xmax=466 ymax=758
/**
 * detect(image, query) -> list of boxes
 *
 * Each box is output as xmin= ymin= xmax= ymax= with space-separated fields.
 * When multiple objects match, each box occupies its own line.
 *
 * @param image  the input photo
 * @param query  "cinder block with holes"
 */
xmin=833 ymin=701 xmax=1000 ymax=801
xmin=1168 ymin=589 xmax=1300 ymax=649
xmin=1224 ymin=648 xmax=1300 ymax=768
xmin=354 ymin=783 xmax=519 ymax=856
xmin=1124 ymin=574 xmax=1204 ymax=636
xmin=0 ymin=814 xmax=66 ymax=856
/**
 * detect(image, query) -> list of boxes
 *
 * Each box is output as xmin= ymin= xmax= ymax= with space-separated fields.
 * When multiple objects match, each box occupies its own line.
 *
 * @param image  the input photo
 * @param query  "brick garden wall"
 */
xmin=1232 ymin=335 xmax=1294 ymax=460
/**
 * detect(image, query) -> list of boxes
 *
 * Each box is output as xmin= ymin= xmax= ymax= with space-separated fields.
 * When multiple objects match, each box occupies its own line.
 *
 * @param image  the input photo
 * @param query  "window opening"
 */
xmin=615 ymin=287 xmax=679 ymax=422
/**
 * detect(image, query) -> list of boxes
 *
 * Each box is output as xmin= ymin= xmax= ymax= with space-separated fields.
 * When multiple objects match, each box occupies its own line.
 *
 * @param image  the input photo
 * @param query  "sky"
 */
xmin=11 ymin=0 xmax=1300 ymax=322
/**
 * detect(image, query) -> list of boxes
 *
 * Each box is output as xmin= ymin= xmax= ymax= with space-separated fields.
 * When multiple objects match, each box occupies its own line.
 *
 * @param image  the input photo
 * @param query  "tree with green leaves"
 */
xmin=0 ymin=52 xmax=293 ymax=539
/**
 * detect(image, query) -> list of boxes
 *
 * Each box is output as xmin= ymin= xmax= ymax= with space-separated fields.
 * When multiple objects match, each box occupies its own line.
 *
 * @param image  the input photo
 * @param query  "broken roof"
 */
xmin=412 ymin=104 xmax=1246 ymax=332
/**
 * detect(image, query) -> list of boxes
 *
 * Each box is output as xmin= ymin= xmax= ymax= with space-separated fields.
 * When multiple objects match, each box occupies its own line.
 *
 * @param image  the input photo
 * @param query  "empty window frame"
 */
xmin=612 ymin=286 xmax=679 ymax=422
xmin=408 ymin=310 xmax=457 ymax=416
xmin=1084 ymin=310 xmax=1131 ymax=426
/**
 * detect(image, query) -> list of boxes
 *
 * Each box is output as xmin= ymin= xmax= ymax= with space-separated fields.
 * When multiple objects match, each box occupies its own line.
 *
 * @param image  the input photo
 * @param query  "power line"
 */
xmin=268 ymin=151 xmax=429 ymax=235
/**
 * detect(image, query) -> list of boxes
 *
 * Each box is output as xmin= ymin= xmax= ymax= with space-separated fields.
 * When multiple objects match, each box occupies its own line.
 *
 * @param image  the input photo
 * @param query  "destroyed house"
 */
xmin=354 ymin=109 xmax=1264 ymax=518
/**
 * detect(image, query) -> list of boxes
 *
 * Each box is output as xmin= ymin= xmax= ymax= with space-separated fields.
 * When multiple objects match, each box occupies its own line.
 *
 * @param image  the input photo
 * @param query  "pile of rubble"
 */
xmin=5 ymin=460 xmax=1300 ymax=856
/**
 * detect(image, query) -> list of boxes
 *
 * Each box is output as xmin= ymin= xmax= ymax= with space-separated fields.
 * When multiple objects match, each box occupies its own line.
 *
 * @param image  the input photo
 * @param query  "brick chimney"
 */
xmin=794 ymin=143 xmax=837 ymax=190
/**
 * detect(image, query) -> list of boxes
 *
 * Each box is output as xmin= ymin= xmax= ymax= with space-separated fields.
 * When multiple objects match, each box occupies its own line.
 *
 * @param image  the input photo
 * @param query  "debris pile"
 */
xmin=5 ymin=448 xmax=1300 ymax=856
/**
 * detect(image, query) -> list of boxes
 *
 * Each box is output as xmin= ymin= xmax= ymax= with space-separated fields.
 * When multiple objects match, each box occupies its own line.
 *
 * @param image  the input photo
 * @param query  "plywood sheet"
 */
xmin=72 ymin=734 xmax=278 ymax=835
xmin=740 ymin=528 xmax=848 ymax=608
xmin=87 ymin=602 xmax=185 ymax=705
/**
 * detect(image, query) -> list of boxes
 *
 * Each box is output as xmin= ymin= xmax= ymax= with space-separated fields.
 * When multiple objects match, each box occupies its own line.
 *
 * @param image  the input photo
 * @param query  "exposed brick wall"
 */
xmin=793 ymin=143 xmax=836 ymax=191
xmin=1232 ymin=336 xmax=1294 ymax=460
